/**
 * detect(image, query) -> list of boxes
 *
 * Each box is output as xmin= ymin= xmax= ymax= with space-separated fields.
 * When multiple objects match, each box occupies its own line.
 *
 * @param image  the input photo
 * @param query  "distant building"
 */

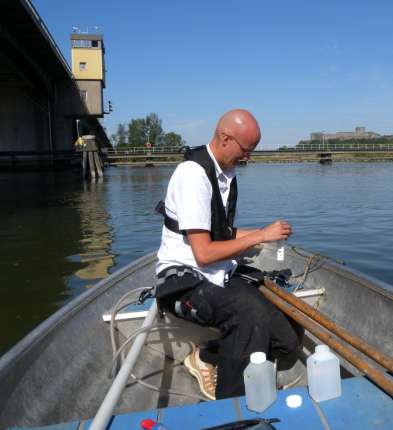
xmin=310 ymin=127 xmax=380 ymax=141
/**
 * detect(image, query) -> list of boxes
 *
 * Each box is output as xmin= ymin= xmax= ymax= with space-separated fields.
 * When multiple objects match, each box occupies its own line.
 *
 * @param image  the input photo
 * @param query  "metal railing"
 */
xmin=293 ymin=143 xmax=393 ymax=152
xmin=103 ymin=144 xmax=393 ymax=158
xmin=104 ymin=146 xmax=185 ymax=156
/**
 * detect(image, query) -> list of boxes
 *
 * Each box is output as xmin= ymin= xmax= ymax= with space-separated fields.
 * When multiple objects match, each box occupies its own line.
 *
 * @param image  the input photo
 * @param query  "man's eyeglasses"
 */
xmin=228 ymin=135 xmax=253 ymax=155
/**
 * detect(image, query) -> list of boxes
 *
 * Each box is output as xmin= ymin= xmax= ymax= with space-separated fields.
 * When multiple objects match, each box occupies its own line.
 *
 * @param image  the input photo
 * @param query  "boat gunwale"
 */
xmin=0 ymin=251 xmax=157 ymax=376
xmin=278 ymin=243 xmax=393 ymax=301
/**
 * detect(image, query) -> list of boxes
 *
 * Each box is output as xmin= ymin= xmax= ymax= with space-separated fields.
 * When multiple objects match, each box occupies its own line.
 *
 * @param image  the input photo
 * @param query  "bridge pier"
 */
xmin=78 ymin=136 xmax=104 ymax=179
xmin=318 ymin=152 xmax=333 ymax=164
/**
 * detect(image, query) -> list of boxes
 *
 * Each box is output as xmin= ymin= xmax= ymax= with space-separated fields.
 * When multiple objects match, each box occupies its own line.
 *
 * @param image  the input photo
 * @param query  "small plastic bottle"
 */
xmin=307 ymin=344 xmax=342 ymax=402
xmin=244 ymin=352 xmax=277 ymax=412
xmin=276 ymin=241 xmax=285 ymax=261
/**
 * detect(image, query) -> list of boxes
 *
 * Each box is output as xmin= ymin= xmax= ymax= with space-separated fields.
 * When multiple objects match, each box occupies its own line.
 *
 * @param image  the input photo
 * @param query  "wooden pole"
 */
xmin=260 ymin=285 xmax=393 ymax=397
xmin=94 ymin=152 xmax=103 ymax=178
xmin=88 ymin=151 xmax=96 ymax=179
xmin=263 ymin=279 xmax=393 ymax=374
xmin=82 ymin=151 xmax=87 ymax=178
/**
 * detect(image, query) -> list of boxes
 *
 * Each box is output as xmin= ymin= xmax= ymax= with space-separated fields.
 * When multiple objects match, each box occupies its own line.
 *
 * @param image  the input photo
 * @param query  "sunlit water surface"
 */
xmin=1 ymin=162 xmax=392 ymax=354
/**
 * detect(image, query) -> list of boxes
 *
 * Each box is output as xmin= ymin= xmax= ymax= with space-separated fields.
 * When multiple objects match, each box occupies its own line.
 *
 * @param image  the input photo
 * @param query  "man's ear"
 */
xmin=220 ymin=132 xmax=230 ymax=147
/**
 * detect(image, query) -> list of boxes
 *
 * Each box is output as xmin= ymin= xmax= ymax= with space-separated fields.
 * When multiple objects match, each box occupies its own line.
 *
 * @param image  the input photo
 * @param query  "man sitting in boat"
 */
xmin=156 ymin=109 xmax=301 ymax=401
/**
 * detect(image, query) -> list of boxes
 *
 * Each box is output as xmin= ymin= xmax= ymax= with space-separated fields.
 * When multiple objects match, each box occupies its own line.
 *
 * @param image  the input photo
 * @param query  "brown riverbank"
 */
xmin=107 ymin=151 xmax=393 ymax=166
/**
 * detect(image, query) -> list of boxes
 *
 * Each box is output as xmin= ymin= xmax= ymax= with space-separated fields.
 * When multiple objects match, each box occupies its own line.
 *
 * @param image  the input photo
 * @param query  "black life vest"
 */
xmin=157 ymin=145 xmax=237 ymax=241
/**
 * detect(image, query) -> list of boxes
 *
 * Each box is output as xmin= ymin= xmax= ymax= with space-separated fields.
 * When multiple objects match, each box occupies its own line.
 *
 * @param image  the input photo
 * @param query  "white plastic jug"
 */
xmin=307 ymin=344 xmax=342 ymax=402
xmin=244 ymin=352 xmax=277 ymax=412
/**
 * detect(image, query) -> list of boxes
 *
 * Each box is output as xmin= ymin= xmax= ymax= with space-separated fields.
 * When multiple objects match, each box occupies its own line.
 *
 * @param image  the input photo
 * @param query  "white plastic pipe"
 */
xmin=89 ymin=300 xmax=158 ymax=430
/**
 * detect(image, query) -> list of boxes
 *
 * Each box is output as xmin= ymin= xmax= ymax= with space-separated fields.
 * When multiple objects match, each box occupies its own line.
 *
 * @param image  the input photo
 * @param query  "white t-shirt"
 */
xmin=156 ymin=145 xmax=237 ymax=287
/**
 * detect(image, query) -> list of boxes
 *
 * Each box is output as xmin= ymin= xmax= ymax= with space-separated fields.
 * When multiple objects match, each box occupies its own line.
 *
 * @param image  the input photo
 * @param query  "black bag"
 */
xmin=231 ymin=264 xmax=265 ymax=287
xmin=156 ymin=271 xmax=204 ymax=301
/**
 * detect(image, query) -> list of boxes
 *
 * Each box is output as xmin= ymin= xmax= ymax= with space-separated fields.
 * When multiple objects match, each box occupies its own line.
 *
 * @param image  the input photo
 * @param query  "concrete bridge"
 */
xmin=0 ymin=0 xmax=110 ymax=170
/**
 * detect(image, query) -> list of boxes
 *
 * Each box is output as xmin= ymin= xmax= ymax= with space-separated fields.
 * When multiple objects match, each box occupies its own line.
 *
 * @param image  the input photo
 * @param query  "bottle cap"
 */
xmin=140 ymin=419 xmax=156 ymax=429
xmin=250 ymin=352 xmax=266 ymax=364
xmin=286 ymin=394 xmax=302 ymax=408
xmin=315 ymin=345 xmax=330 ymax=354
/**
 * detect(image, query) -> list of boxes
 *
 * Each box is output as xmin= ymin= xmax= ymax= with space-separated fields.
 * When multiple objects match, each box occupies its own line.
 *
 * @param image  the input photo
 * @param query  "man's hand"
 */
xmin=187 ymin=220 xmax=292 ymax=267
xmin=259 ymin=220 xmax=292 ymax=242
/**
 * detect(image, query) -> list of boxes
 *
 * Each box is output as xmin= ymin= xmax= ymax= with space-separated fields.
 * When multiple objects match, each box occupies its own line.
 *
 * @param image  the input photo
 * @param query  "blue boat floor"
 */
xmin=12 ymin=377 xmax=393 ymax=430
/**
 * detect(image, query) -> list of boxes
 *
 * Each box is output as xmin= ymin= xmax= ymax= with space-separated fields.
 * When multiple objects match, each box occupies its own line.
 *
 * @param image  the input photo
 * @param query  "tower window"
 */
xmin=79 ymin=62 xmax=87 ymax=71
xmin=73 ymin=39 xmax=90 ymax=48
xmin=72 ymin=39 xmax=101 ymax=48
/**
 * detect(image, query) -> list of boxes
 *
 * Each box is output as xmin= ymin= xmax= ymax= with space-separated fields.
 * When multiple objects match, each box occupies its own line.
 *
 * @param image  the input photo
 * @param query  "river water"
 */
xmin=1 ymin=162 xmax=393 ymax=355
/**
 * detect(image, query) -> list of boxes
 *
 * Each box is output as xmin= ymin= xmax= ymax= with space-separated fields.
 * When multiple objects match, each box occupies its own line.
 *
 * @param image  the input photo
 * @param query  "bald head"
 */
xmin=210 ymin=109 xmax=261 ymax=170
xmin=216 ymin=109 xmax=261 ymax=145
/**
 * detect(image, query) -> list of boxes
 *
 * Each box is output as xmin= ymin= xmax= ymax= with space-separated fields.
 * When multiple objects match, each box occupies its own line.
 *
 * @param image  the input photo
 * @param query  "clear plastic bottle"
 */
xmin=244 ymin=352 xmax=277 ymax=412
xmin=307 ymin=344 xmax=342 ymax=402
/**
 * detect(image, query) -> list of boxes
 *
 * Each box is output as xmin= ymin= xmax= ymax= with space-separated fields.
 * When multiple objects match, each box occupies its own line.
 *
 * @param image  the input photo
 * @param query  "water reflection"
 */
xmin=71 ymin=178 xmax=114 ymax=288
xmin=0 ymin=171 xmax=115 ymax=354
xmin=104 ymin=166 xmax=173 ymax=269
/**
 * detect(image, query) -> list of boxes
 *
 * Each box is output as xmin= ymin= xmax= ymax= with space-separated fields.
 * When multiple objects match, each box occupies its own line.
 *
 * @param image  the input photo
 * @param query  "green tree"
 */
xmin=110 ymin=133 xmax=117 ymax=146
xmin=116 ymin=123 xmax=127 ymax=147
xmin=145 ymin=113 xmax=163 ymax=145
xmin=114 ymin=113 xmax=185 ymax=147
xmin=128 ymin=118 xmax=146 ymax=147
xmin=127 ymin=113 xmax=164 ymax=146
xmin=162 ymin=132 xmax=184 ymax=147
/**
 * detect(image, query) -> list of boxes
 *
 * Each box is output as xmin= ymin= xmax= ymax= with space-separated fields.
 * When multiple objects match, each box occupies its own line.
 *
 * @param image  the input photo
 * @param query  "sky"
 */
xmin=32 ymin=0 xmax=393 ymax=149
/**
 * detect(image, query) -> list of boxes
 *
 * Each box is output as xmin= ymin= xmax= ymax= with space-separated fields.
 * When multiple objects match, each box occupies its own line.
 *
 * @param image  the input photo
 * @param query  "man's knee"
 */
xmin=271 ymin=319 xmax=304 ymax=369
xmin=287 ymin=320 xmax=304 ymax=353
xmin=275 ymin=329 xmax=303 ymax=371
xmin=286 ymin=332 xmax=301 ymax=355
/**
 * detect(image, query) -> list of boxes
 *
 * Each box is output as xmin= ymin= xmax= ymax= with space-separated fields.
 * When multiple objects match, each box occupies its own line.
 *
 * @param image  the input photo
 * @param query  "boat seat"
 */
xmin=103 ymin=287 xmax=325 ymax=363
xmin=110 ymin=309 xmax=218 ymax=363
xmin=293 ymin=287 xmax=325 ymax=308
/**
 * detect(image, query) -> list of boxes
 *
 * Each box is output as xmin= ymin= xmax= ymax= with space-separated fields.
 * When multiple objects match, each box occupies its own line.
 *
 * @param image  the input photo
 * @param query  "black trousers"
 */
xmin=158 ymin=272 xmax=303 ymax=400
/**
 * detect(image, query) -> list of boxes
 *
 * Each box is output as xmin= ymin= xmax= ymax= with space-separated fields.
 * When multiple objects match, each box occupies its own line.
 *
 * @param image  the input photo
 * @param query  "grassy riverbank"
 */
xmin=107 ymin=151 xmax=393 ymax=166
